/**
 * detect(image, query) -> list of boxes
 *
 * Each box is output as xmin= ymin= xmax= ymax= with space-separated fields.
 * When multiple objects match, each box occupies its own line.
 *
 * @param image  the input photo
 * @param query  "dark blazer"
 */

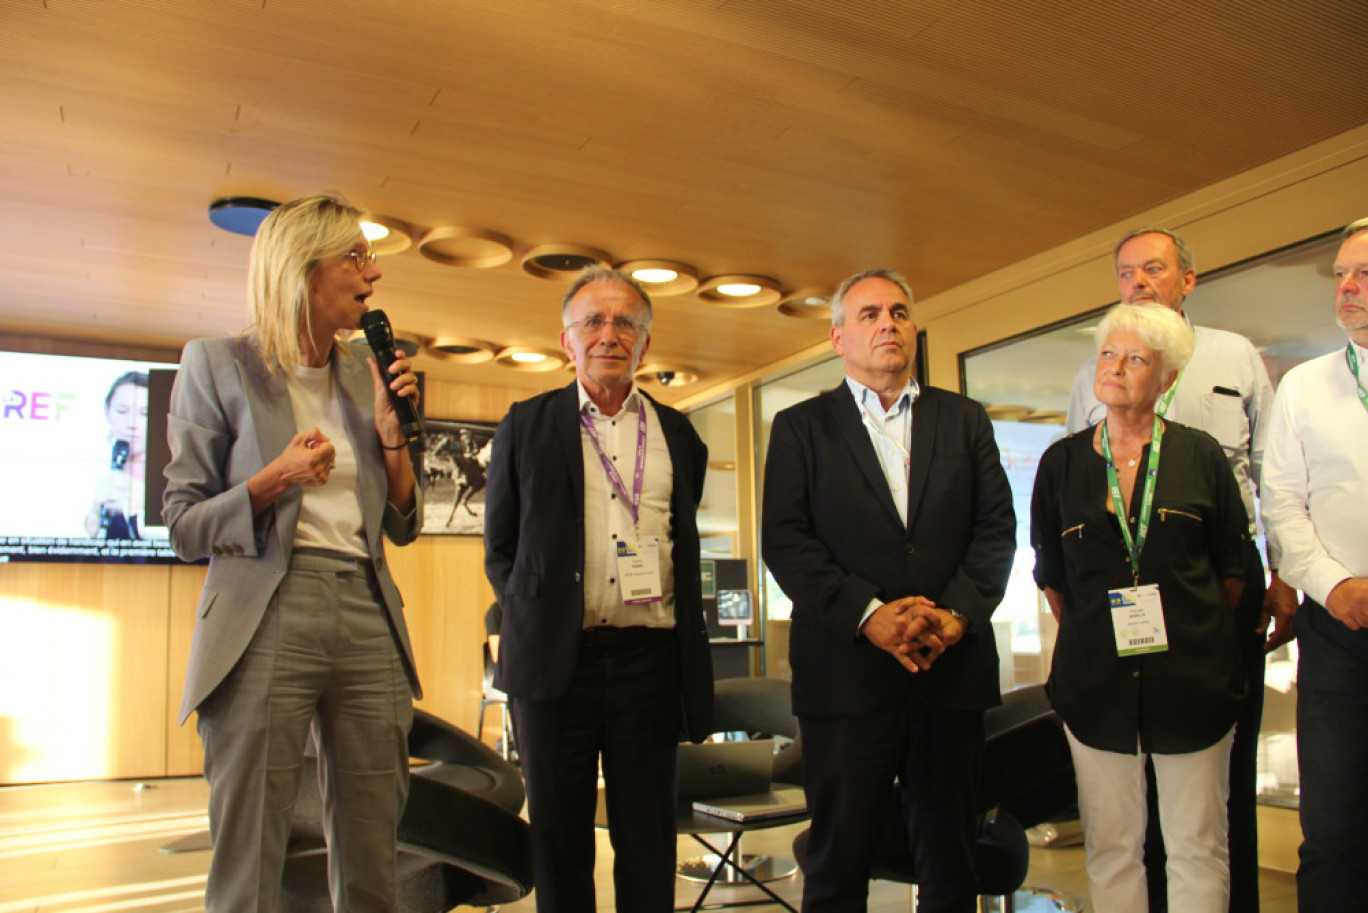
xmin=762 ymin=382 xmax=1016 ymax=718
xmin=164 ymin=336 xmax=423 ymax=724
xmin=483 ymin=382 xmax=714 ymax=742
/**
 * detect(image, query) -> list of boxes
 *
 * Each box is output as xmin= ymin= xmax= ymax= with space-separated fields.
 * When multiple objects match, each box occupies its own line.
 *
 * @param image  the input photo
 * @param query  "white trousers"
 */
xmin=1065 ymin=724 xmax=1234 ymax=913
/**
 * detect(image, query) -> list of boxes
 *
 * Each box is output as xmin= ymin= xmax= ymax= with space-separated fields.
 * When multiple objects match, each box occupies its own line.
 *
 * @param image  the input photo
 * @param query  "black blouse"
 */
xmin=1031 ymin=421 xmax=1249 ymax=754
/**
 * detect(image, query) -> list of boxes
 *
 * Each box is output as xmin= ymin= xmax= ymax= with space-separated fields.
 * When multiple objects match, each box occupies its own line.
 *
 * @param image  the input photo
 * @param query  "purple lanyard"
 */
xmin=580 ymin=404 xmax=648 ymax=529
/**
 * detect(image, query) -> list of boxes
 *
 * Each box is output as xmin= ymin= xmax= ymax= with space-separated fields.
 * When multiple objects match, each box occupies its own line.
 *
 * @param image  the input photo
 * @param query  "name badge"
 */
xmin=616 ymin=538 xmax=663 ymax=605
xmin=1109 ymin=584 xmax=1168 ymax=656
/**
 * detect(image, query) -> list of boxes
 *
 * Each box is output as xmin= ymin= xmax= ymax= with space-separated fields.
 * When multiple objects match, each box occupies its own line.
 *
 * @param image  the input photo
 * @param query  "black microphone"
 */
xmin=360 ymin=309 xmax=425 ymax=454
xmin=110 ymin=439 xmax=131 ymax=470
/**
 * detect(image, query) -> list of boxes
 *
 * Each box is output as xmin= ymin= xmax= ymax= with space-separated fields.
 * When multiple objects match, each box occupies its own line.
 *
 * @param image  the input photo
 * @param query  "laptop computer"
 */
xmin=676 ymin=738 xmax=774 ymax=799
xmin=692 ymin=786 xmax=808 ymax=823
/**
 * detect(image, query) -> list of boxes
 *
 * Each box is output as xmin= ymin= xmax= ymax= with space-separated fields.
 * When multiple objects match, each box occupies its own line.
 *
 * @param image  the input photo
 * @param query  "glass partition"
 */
xmin=750 ymin=355 xmax=847 ymax=677
xmin=689 ymin=393 xmax=740 ymax=558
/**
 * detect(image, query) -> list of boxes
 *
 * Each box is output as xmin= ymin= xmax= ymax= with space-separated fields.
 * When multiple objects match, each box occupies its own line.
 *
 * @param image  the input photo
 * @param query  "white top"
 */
xmin=1066 ymin=324 xmax=1274 ymax=536
xmin=1260 ymin=343 xmax=1368 ymax=607
xmin=845 ymin=375 xmax=921 ymax=629
xmin=286 ymin=364 xmax=367 ymax=557
xmin=577 ymin=381 xmax=676 ymax=629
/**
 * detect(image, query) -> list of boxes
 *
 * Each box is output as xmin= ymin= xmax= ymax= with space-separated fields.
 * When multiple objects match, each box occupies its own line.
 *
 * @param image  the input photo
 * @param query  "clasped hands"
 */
xmin=861 ymin=596 xmax=966 ymax=674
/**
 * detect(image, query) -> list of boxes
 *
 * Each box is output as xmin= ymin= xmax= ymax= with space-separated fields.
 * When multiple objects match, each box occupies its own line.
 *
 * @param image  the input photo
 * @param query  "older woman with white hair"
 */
xmin=1031 ymin=303 xmax=1250 ymax=913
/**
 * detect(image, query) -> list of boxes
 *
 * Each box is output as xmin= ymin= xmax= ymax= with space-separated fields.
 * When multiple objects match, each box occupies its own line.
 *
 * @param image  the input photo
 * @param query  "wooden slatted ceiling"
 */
xmin=1 ymin=0 xmax=1366 ymax=400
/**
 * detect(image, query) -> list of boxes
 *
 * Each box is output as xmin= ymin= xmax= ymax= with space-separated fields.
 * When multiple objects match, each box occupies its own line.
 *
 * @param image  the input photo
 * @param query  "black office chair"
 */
xmin=281 ymin=708 xmax=532 ymax=912
xmin=706 ymin=675 xmax=803 ymax=783
xmin=791 ymin=684 xmax=1081 ymax=913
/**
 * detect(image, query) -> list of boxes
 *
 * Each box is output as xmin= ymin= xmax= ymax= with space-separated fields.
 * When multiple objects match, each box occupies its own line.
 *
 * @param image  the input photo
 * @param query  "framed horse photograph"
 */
xmin=419 ymin=419 xmax=497 ymax=536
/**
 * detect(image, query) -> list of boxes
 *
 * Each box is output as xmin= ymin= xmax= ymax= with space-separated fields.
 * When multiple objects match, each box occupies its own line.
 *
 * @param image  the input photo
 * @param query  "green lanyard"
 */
xmin=1346 ymin=345 xmax=1368 ymax=414
xmin=1155 ymin=367 xmax=1184 ymax=418
xmin=1101 ymin=415 xmax=1164 ymax=586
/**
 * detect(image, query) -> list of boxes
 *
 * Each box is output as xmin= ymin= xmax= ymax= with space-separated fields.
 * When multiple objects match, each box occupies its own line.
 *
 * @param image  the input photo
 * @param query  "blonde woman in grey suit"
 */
xmin=164 ymin=193 xmax=423 ymax=913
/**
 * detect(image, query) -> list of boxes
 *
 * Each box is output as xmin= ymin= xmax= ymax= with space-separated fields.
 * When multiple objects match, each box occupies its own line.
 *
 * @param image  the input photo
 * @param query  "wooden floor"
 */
xmin=0 ymin=777 xmax=1298 ymax=912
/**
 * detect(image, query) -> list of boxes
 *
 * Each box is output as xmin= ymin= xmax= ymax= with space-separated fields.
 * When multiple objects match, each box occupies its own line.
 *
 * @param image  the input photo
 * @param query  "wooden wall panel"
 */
xmin=390 ymin=535 xmax=496 ymax=735
xmin=165 ymin=563 xmax=207 ymax=777
xmin=0 ymin=563 xmax=168 ymax=784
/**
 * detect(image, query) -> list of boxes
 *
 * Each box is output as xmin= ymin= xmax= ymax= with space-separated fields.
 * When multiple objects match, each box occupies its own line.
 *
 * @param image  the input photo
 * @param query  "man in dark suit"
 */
xmin=763 ymin=268 xmax=1016 ymax=912
xmin=484 ymin=266 xmax=713 ymax=913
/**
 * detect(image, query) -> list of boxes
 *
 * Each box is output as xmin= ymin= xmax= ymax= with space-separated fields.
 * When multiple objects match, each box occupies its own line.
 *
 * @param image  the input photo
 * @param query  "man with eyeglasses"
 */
xmin=1262 ymin=217 xmax=1368 ymax=910
xmin=1064 ymin=228 xmax=1294 ymax=913
xmin=484 ymin=266 xmax=713 ymax=913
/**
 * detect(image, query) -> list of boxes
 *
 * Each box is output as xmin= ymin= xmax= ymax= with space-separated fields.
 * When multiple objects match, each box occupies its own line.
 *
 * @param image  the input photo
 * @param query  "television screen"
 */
xmin=1 ymin=351 xmax=180 ymax=564
xmin=716 ymin=589 xmax=753 ymax=627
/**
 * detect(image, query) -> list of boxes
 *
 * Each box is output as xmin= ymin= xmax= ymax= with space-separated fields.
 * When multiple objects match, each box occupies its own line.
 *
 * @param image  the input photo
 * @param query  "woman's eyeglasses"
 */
xmin=345 ymin=249 xmax=377 ymax=272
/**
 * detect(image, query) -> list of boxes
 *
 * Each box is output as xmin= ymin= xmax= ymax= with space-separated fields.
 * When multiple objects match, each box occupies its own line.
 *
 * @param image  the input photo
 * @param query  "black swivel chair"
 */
xmin=281 ymin=708 xmax=532 ymax=912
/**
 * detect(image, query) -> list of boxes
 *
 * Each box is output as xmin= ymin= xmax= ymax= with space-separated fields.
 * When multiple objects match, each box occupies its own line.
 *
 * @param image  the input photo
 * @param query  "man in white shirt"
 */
xmin=763 ymin=269 xmax=1016 ymax=912
xmin=484 ymin=267 xmax=713 ymax=913
xmin=1261 ymin=217 xmax=1368 ymax=910
xmin=1064 ymin=228 xmax=1296 ymax=912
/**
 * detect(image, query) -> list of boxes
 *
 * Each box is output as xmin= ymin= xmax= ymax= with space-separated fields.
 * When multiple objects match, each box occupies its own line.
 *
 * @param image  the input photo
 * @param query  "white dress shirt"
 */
xmin=845 ymin=375 xmax=920 ymax=629
xmin=1066 ymin=324 xmax=1273 ymax=535
xmin=577 ymin=382 xmax=676 ymax=629
xmin=1261 ymin=343 xmax=1368 ymax=607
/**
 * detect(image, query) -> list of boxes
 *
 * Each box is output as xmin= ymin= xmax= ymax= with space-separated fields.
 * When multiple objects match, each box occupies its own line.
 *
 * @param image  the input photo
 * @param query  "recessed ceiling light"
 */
xmin=697 ymin=274 xmax=782 ymax=308
xmin=522 ymin=243 xmax=612 ymax=280
xmin=425 ymin=336 xmax=497 ymax=364
xmin=778 ymin=287 xmax=834 ymax=319
xmin=361 ymin=215 xmax=413 ymax=255
xmin=494 ymin=346 xmax=566 ymax=371
xmin=717 ymin=283 xmax=761 ymax=296
xmin=617 ymin=260 xmax=699 ymax=296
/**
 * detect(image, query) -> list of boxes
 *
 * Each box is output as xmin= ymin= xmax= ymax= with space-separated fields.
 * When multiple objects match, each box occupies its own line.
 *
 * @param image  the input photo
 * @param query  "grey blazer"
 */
xmin=164 ymin=336 xmax=422 ymax=724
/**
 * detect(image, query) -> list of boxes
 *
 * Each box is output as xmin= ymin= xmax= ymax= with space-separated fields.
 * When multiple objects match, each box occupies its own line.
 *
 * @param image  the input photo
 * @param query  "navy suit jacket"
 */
xmin=762 ymin=382 xmax=1016 ymax=717
xmin=483 ymin=382 xmax=714 ymax=742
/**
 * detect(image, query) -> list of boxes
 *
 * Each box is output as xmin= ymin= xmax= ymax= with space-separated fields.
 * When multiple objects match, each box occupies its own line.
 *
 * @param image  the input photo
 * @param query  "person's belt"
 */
xmin=579 ymin=625 xmax=673 ymax=648
xmin=290 ymin=547 xmax=370 ymax=572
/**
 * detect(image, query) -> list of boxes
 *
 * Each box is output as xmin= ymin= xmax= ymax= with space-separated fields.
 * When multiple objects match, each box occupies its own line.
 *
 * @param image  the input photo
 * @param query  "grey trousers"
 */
xmin=196 ymin=550 xmax=414 ymax=913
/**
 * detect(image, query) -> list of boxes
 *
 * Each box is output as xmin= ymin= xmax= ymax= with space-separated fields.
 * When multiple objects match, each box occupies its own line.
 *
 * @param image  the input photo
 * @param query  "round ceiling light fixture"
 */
xmin=361 ymin=215 xmax=414 ymax=255
xmin=418 ymin=227 xmax=516 ymax=268
xmin=521 ymin=243 xmax=612 ymax=280
xmin=697 ymin=274 xmax=782 ymax=308
xmin=208 ymin=196 xmax=279 ymax=236
xmin=617 ymin=259 xmax=699 ymax=297
xmin=777 ymin=287 xmax=834 ymax=319
xmin=494 ymin=345 xmax=566 ymax=372
xmin=425 ymin=336 xmax=498 ymax=365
